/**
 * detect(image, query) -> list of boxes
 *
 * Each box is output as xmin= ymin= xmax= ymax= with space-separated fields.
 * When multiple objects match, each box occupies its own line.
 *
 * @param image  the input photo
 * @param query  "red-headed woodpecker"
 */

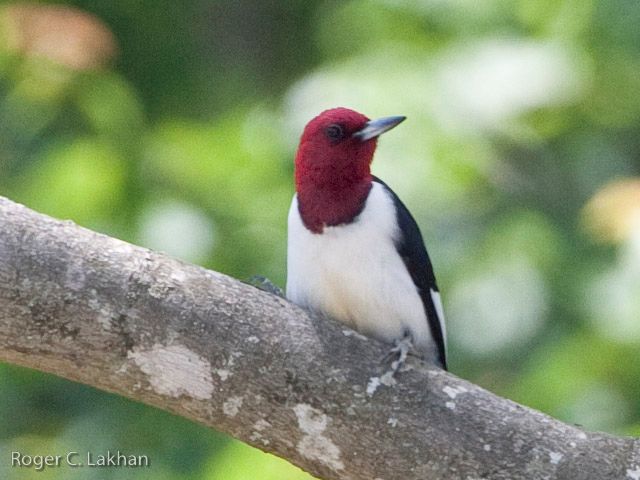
xmin=286 ymin=107 xmax=447 ymax=370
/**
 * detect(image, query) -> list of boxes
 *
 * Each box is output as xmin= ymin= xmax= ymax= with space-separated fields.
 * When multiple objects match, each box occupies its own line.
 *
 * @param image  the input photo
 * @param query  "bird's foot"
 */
xmin=382 ymin=333 xmax=413 ymax=376
xmin=247 ymin=275 xmax=285 ymax=298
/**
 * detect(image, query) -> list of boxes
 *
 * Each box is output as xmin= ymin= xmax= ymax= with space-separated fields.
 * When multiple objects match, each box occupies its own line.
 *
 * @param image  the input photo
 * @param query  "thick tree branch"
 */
xmin=0 ymin=196 xmax=638 ymax=480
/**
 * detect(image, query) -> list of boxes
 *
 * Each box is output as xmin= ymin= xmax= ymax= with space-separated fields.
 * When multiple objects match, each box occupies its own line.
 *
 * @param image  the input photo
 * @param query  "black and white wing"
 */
xmin=373 ymin=176 xmax=447 ymax=369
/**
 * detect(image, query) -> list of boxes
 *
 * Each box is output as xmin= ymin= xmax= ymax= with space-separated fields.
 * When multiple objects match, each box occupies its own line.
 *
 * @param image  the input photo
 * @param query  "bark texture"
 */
xmin=0 ymin=196 xmax=638 ymax=480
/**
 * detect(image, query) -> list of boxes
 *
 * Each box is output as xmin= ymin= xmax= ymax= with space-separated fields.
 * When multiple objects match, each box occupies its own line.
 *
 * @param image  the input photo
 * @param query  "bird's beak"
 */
xmin=353 ymin=115 xmax=406 ymax=142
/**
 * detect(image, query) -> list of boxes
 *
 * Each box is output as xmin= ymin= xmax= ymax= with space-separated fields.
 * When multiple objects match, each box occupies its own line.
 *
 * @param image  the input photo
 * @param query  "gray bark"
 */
xmin=0 ymin=195 xmax=638 ymax=480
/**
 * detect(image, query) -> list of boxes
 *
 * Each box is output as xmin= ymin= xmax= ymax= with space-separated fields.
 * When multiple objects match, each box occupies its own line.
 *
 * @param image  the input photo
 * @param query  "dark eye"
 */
xmin=325 ymin=124 xmax=345 ymax=141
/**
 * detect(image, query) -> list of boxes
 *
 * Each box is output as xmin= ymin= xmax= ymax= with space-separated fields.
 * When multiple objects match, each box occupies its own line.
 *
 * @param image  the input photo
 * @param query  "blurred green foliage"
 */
xmin=1 ymin=0 xmax=639 ymax=478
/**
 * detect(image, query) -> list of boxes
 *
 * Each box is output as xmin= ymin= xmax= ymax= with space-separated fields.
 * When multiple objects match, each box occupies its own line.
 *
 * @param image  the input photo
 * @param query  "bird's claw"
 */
xmin=381 ymin=334 xmax=413 ymax=376
xmin=247 ymin=275 xmax=285 ymax=298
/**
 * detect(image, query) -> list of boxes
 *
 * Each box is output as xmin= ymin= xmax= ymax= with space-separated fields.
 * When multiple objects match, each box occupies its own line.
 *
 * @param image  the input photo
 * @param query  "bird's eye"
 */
xmin=325 ymin=124 xmax=345 ymax=142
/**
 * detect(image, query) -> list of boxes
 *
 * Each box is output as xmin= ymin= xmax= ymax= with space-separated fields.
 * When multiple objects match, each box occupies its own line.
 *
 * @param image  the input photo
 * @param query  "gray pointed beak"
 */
xmin=353 ymin=115 xmax=406 ymax=142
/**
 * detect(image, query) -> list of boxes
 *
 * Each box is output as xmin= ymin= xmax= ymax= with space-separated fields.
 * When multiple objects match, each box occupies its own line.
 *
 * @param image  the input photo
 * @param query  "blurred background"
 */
xmin=0 ymin=0 xmax=639 ymax=478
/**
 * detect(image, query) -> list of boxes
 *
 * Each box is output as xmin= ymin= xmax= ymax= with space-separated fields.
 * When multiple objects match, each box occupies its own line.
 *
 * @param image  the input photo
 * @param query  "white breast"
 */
xmin=286 ymin=183 xmax=435 ymax=357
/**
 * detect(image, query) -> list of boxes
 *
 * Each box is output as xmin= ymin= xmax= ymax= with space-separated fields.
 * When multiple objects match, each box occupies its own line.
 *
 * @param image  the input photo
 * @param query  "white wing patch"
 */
xmin=430 ymin=289 xmax=447 ymax=353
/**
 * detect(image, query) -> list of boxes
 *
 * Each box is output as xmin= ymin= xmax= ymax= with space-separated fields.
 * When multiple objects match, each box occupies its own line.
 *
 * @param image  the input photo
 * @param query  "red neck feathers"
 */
xmin=294 ymin=108 xmax=377 ymax=233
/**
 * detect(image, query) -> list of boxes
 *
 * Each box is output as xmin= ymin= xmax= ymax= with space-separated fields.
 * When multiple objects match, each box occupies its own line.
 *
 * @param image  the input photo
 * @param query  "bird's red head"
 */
xmin=294 ymin=107 xmax=405 ymax=233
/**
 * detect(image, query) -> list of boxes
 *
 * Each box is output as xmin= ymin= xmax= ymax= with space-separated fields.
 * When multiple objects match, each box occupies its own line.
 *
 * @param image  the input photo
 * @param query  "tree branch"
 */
xmin=0 ymin=196 xmax=637 ymax=480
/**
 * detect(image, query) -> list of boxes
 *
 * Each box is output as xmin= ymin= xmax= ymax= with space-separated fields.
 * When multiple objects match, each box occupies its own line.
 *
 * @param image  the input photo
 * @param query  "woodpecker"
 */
xmin=286 ymin=107 xmax=447 ymax=370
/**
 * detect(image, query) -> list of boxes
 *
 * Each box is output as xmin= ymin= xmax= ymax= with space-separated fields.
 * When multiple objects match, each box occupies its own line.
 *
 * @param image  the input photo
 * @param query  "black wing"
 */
xmin=373 ymin=176 xmax=447 ymax=369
